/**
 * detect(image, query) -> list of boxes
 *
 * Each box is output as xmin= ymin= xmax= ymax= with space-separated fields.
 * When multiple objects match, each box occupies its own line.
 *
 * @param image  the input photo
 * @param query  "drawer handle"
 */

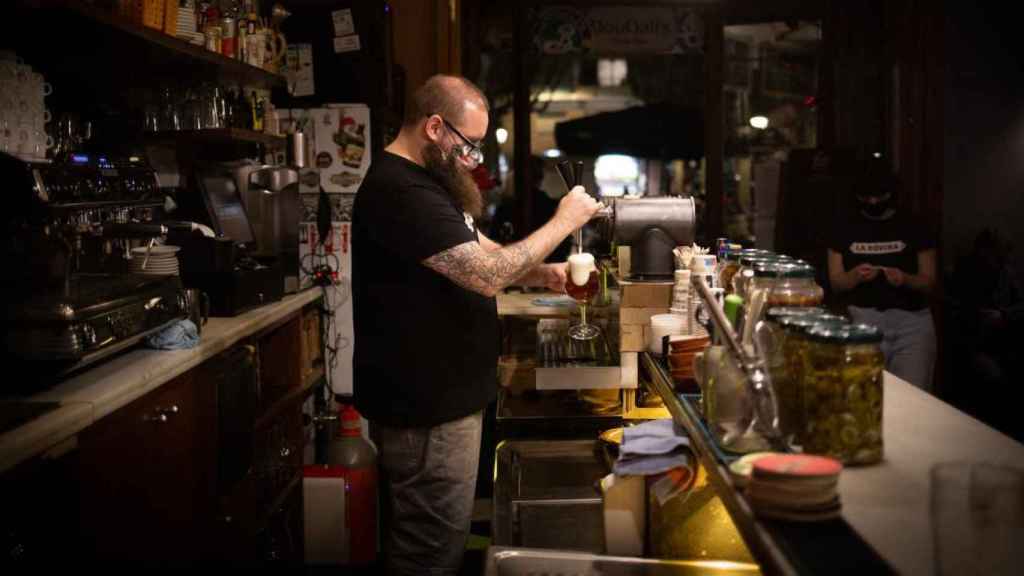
xmin=143 ymin=405 xmax=180 ymax=423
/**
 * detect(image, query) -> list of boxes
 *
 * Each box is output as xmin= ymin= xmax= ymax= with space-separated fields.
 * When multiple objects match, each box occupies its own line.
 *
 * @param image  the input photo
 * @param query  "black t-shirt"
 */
xmin=830 ymin=211 xmax=935 ymax=311
xmin=352 ymin=151 xmax=498 ymax=428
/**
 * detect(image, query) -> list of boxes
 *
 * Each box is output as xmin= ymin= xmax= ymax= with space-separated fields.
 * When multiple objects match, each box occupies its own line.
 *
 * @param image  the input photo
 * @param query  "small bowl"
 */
xmin=668 ymin=335 xmax=710 ymax=353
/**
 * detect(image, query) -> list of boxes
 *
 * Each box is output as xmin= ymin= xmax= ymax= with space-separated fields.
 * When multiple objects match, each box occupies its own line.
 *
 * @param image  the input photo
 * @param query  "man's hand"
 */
xmin=513 ymin=262 xmax=567 ymax=292
xmin=555 ymin=186 xmax=603 ymax=230
xmin=542 ymin=263 xmax=567 ymax=293
xmin=881 ymin=266 xmax=905 ymax=287
xmin=853 ymin=263 xmax=879 ymax=284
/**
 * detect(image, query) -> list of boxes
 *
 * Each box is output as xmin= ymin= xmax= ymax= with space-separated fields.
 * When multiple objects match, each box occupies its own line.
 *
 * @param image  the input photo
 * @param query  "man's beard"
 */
xmin=423 ymin=143 xmax=483 ymax=219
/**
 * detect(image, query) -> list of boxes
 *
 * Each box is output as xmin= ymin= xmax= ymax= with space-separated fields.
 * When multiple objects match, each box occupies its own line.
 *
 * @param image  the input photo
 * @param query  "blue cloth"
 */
xmin=614 ymin=418 xmax=693 ymax=476
xmin=531 ymin=295 xmax=575 ymax=307
xmin=620 ymin=418 xmax=690 ymax=455
xmin=145 ymin=319 xmax=200 ymax=350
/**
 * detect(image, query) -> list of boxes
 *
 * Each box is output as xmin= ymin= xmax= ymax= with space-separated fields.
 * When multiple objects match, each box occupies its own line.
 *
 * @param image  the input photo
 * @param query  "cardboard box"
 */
xmin=617 ymin=246 xmax=631 ymax=278
xmin=620 ymin=352 xmax=638 ymax=388
xmin=619 ymin=306 xmax=670 ymax=326
xmin=619 ymin=280 xmax=674 ymax=308
xmin=620 ymin=324 xmax=647 ymax=352
xmin=601 ymin=473 xmax=645 ymax=556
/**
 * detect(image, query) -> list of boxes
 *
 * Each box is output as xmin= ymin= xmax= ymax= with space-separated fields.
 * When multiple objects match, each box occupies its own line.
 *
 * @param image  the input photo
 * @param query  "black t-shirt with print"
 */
xmin=352 ymin=151 xmax=498 ymax=428
xmin=830 ymin=212 xmax=935 ymax=311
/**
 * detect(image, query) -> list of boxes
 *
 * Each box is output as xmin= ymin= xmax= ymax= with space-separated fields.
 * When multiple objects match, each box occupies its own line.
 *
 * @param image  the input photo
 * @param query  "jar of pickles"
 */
xmin=732 ymin=254 xmax=780 ymax=299
xmin=766 ymin=263 xmax=824 ymax=308
xmin=772 ymin=313 xmax=849 ymax=448
xmin=801 ymin=324 xmax=884 ymax=465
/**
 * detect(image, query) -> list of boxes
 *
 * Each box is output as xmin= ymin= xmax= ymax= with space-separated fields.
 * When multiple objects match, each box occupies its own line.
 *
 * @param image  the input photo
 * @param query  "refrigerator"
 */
xmin=272 ymin=0 xmax=395 ymax=398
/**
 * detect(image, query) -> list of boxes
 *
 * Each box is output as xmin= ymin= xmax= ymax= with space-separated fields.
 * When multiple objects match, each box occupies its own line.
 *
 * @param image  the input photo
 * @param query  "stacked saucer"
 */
xmin=130 ymin=245 xmax=181 ymax=276
xmin=746 ymin=453 xmax=843 ymax=522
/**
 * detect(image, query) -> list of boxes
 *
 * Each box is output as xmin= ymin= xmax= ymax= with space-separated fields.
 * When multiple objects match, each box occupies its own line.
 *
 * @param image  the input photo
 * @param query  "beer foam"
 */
xmin=569 ymin=252 xmax=595 ymax=286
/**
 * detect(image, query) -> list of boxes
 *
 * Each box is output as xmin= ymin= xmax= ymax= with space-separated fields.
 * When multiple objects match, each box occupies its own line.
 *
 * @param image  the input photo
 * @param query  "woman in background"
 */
xmin=827 ymin=156 xmax=937 ymax=392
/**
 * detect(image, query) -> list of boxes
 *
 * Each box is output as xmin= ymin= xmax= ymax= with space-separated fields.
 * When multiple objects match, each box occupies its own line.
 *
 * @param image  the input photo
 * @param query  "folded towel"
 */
xmin=146 ymin=319 xmax=200 ymax=350
xmin=614 ymin=447 xmax=692 ymax=476
xmin=620 ymin=419 xmax=691 ymax=456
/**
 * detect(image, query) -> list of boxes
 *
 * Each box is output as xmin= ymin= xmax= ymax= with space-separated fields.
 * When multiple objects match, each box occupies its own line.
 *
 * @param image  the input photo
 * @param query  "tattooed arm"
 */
xmin=425 ymin=187 xmax=600 ymax=297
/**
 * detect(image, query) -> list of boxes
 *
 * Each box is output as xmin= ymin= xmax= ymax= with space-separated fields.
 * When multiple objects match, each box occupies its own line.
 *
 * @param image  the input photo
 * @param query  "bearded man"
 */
xmin=351 ymin=74 xmax=601 ymax=575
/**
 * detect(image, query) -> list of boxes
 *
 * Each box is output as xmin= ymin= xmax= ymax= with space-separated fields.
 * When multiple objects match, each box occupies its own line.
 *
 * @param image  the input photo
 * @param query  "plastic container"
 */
xmin=801 ymin=324 xmax=884 ymax=465
xmin=304 ymin=403 xmax=378 ymax=565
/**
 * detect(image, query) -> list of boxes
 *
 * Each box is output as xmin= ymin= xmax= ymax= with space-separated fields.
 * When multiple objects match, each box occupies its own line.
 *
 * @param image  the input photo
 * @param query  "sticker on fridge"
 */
xmin=314 ymin=105 xmax=370 ymax=193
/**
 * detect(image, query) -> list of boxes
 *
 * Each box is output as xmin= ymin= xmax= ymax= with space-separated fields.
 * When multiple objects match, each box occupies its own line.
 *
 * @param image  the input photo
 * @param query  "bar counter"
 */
xmin=0 ymin=289 xmax=322 ymax=473
xmin=646 ymin=353 xmax=1024 ymax=575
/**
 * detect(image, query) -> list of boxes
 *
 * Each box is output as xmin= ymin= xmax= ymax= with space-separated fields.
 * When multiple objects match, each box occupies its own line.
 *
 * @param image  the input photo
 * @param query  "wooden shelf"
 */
xmin=256 ymin=375 xmax=322 ymax=431
xmin=25 ymin=0 xmax=284 ymax=89
xmin=145 ymin=128 xmax=287 ymax=148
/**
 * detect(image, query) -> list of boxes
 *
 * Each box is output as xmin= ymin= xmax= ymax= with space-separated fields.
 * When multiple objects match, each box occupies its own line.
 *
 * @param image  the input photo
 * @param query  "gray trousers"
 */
xmin=371 ymin=412 xmax=483 ymax=576
xmin=849 ymin=306 xmax=936 ymax=393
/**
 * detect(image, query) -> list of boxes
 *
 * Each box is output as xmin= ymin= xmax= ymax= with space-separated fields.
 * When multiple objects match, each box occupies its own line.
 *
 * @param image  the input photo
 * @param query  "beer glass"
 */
xmin=566 ymin=253 xmax=600 ymax=340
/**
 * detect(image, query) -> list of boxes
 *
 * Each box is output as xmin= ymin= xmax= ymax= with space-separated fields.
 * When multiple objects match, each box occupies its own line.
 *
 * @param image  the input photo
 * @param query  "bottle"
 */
xmin=304 ymin=402 xmax=378 ymax=565
xmin=251 ymin=91 xmax=264 ymax=131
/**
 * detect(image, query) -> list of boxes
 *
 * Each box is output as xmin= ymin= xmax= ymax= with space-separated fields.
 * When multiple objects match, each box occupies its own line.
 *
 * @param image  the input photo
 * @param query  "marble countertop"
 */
xmin=839 ymin=373 xmax=1024 ymax=576
xmin=0 ymin=289 xmax=322 ymax=473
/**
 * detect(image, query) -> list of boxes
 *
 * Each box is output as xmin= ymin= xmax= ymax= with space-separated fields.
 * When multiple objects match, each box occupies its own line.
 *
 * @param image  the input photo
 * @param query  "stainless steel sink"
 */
xmin=493 ymin=439 xmax=610 ymax=553
xmin=485 ymin=546 xmax=762 ymax=576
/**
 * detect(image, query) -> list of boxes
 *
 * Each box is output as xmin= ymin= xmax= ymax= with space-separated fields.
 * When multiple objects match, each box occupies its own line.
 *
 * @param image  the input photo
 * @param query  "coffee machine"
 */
xmin=2 ymin=151 xmax=189 ymax=382
xmin=246 ymin=164 xmax=301 ymax=293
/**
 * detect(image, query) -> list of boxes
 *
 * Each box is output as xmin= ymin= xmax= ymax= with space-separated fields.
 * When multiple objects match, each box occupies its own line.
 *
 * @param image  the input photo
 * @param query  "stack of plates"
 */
xmin=728 ymin=451 xmax=776 ymax=489
xmin=175 ymin=1 xmax=204 ymax=45
xmin=745 ymin=453 xmax=843 ymax=522
xmin=130 ymin=245 xmax=181 ymax=276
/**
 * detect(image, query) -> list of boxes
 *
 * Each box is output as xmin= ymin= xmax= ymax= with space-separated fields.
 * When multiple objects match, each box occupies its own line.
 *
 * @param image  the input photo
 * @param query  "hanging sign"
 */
xmin=531 ymin=5 xmax=705 ymax=55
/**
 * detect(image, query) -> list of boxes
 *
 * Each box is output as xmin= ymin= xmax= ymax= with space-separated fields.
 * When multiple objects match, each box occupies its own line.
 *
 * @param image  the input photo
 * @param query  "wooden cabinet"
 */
xmin=68 ymin=303 xmax=321 ymax=561
xmin=212 ymin=314 xmax=317 ymax=562
xmin=78 ymin=369 xmax=217 ymax=560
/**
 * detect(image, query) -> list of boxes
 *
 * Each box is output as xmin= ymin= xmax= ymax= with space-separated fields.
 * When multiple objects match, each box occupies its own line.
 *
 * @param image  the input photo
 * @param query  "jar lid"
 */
xmin=806 ymin=322 xmax=883 ymax=343
xmin=753 ymin=261 xmax=787 ymax=277
xmin=765 ymin=306 xmax=826 ymax=321
xmin=740 ymin=255 xmax=781 ymax=267
xmin=776 ymin=263 xmax=816 ymax=278
xmin=725 ymin=251 xmax=742 ymax=262
xmin=777 ymin=314 xmax=849 ymax=332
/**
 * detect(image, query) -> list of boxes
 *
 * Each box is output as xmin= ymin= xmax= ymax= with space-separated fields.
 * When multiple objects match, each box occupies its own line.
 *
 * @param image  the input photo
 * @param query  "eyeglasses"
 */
xmin=433 ymin=114 xmax=484 ymax=166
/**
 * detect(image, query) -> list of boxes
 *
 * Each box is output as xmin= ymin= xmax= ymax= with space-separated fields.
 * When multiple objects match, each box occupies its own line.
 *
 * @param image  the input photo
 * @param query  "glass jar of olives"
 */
xmin=801 ymin=323 xmax=884 ymax=465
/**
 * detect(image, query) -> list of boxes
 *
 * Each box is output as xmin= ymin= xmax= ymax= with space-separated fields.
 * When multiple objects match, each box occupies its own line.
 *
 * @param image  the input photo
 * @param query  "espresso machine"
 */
xmin=2 ymin=151 xmax=189 ymax=383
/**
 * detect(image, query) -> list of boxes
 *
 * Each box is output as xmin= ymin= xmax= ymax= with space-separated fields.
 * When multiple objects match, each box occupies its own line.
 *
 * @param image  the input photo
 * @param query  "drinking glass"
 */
xmin=565 ymin=253 xmax=600 ymax=340
xmin=931 ymin=461 xmax=1024 ymax=576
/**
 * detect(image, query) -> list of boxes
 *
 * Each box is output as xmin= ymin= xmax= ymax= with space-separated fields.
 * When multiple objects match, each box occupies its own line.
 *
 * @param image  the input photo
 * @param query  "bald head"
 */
xmin=404 ymin=74 xmax=489 ymax=128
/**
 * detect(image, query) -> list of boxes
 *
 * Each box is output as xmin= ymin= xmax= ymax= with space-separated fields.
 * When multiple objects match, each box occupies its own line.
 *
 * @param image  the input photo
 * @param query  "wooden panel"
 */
xmin=258 ymin=316 xmax=303 ymax=416
xmin=78 ymin=369 xmax=215 ymax=560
